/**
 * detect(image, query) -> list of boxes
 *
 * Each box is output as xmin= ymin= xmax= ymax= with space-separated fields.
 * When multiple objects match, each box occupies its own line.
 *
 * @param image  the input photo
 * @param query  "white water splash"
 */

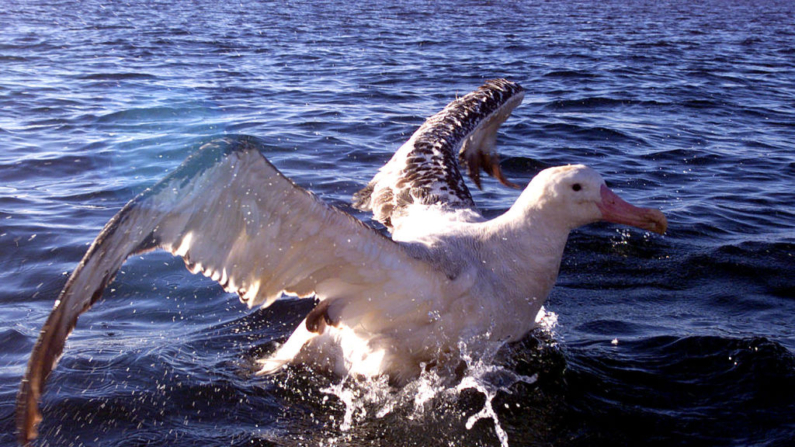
xmin=461 ymin=368 xmax=538 ymax=446
xmin=318 ymin=309 xmax=557 ymax=446
xmin=320 ymin=374 xmax=392 ymax=430
xmin=455 ymin=339 xmax=539 ymax=447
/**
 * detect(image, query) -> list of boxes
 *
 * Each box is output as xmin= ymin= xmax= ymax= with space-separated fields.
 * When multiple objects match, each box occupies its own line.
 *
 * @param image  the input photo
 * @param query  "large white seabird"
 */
xmin=17 ymin=79 xmax=667 ymax=443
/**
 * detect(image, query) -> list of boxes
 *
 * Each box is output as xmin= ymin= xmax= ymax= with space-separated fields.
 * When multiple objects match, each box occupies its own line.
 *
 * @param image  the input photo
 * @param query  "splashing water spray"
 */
xmin=318 ymin=308 xmax=557 ymax=447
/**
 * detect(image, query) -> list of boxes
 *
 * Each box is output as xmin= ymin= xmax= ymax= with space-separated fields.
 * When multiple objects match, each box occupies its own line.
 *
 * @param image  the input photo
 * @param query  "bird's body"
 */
xmin=264 ymin=195 xmax=569 ymax=382
xmin=16 ymin=79 xmax=667 ymax=443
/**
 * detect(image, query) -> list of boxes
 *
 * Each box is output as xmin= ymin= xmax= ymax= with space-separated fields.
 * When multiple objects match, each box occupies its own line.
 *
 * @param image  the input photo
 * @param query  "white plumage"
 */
xmin=17 ymin=79 xmax=666 ymax=443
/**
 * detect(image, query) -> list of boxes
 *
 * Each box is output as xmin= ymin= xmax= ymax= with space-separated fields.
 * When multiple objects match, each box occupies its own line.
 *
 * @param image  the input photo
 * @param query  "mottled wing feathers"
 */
xmin=353 ymin=79 xmax=525 ymax=229
xmin=16 ymin=136 xmax=442 ymax=443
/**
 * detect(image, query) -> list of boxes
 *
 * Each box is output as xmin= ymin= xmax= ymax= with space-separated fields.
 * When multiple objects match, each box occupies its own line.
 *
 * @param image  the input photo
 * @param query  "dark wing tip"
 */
xmin=458 ymin=79 xmax=525 ymax=189
xmin=16 ymin=306 xmax=72 ymax=443
xmin=16 ymin=264 xmax=121 ymax=444
xmin=16 ymin=379 xmax=41 ymax=445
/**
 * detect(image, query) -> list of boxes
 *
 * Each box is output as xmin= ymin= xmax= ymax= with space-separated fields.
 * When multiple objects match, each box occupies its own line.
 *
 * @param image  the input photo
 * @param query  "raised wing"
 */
xmin=17 ymin=136 xmax=444 ymax=443
xmin=353 ymin=79 xmax=525 ymax=229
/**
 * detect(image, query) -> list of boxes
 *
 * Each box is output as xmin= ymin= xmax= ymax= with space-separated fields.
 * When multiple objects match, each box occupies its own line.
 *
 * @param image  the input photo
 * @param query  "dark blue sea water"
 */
xmin=2 ymin=0 xmax=795 ymax=445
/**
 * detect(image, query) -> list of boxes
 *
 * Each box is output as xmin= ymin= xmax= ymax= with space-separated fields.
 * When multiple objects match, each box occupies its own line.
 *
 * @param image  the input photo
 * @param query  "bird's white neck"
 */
xmin=474 ymin=191 xmax=574 ymax=335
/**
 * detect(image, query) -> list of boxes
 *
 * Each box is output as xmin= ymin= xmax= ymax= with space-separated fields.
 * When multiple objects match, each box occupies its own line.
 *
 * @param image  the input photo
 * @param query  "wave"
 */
xmin=542 ymin=70 xmax=599 ymax=79
xmin=562 ymin=335 xmax=795 ymax=445
xmin=80 ymin=73 xmax=158 ymax=81
xmin=544 ymin=97 xmax=665 ymax=110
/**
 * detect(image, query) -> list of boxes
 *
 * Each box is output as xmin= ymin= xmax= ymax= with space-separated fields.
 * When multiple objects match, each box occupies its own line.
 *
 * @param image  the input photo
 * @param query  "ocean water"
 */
xmin=2 ymin=0 xmax=795 ymax=445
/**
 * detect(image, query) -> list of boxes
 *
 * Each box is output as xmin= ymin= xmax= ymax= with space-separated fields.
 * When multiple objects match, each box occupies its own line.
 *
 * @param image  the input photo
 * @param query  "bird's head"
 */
xmin=521 ymin=165 xmax=667 ymax=235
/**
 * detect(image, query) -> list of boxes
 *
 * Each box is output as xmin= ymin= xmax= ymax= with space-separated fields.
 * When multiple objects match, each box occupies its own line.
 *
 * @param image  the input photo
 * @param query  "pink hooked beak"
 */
xmin=596 ymin=185 xmax=667 ymax=235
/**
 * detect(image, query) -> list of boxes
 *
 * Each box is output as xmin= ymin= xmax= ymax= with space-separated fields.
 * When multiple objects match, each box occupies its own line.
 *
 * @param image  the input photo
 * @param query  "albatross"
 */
xmin=16 ymin=79 xmax=667 ymax=443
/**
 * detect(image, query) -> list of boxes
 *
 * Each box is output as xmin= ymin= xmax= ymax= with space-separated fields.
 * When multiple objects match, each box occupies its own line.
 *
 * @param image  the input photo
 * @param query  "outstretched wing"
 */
xmin=16 ymin=136 xmax=444 ymax=443
xmin=353 ymin=79 xmax=525 ymax=230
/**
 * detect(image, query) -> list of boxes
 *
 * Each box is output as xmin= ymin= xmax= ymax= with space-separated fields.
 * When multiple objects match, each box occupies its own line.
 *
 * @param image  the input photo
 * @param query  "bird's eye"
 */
xmin=572 ymin=183 xmax=582 ymax=192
